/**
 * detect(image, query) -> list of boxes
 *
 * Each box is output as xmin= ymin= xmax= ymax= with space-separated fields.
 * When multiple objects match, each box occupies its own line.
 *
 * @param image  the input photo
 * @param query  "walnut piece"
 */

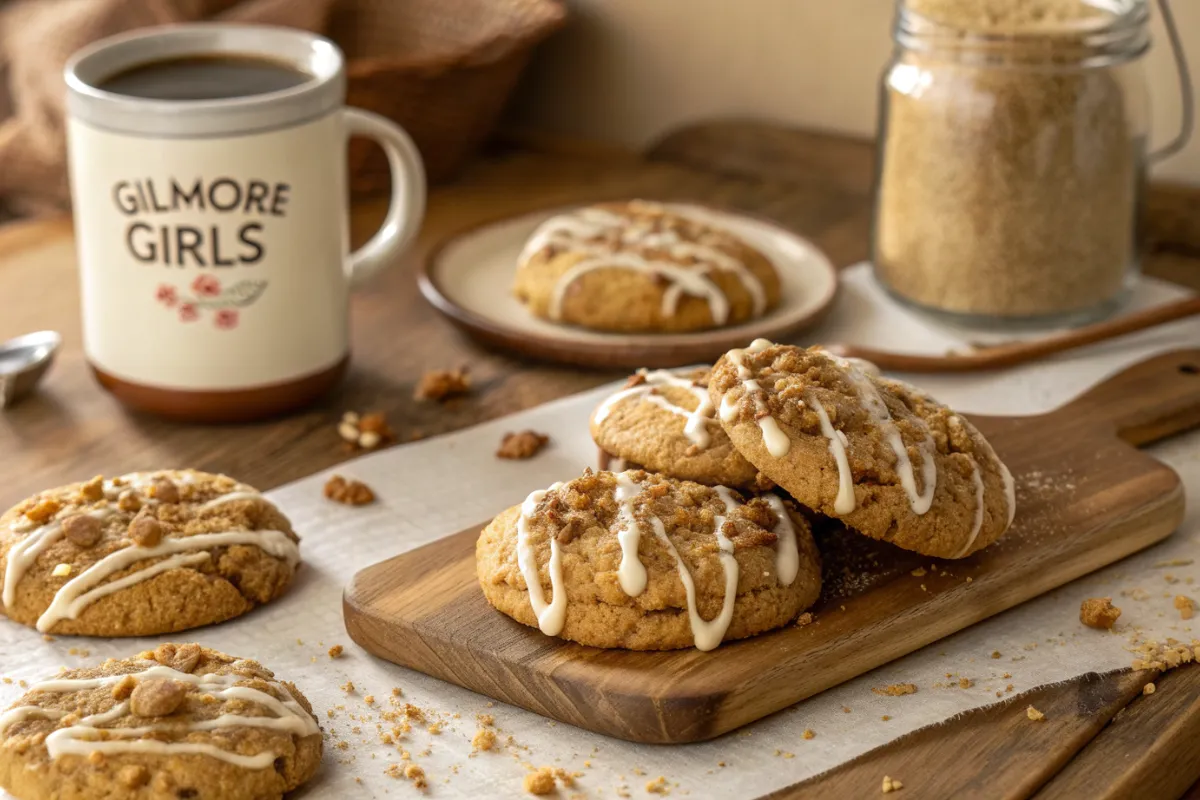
xmin=337 ymin=410 xmax=395 ymax=451
xmin=1080 ymin=597 xmax=1121 ymax=629
xmin=130 ymin=678 xmax=187 ymax=717
xmin=117 ymin=491 xmax=141 ymax=512
xmin=150 ymin=643 xmax=202 ymax=674
xmin=62 ymin=514 xmax=103 ymax=548
xmin=129 ymin=516 xmax=164 ymax=548
xmin=324 ymin=476 xmax=376 ymax=506
xmin=496 ymin=430 xmax=550 ymax=460
xmin=148 ymin=479 xmax=180 ymax=504
xmin=414 ymin=366 xmax=471 ymax=402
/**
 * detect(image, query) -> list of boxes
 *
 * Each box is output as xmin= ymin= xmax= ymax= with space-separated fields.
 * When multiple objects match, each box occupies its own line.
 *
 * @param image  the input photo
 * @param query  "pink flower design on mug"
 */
xmin=215 ymin=309 xmax=239 ymax=330
xmin=179 ymin=303 xmax=198 ymax=323
xmin=155 ymin=284 xmax=177 ymax=307
xmin=191 ymin=275 xmax=221 ymax=297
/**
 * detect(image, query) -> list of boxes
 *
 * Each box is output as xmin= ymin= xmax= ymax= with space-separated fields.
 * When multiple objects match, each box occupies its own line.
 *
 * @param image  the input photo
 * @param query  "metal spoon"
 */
xmin=0 ymin=331 xmax=62 ymax=408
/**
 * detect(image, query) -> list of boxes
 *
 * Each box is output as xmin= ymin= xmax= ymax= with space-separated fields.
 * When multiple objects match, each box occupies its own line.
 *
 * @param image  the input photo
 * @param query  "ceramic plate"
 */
xmin=419 ymin=203 xmax=839 ymax=369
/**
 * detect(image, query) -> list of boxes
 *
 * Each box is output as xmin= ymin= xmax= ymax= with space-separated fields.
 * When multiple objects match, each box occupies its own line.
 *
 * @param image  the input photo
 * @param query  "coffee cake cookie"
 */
xmin=0 ymin=470 xmax=299 ymax=636
xmin=591 ymin=367 xmax=771 ymax=490
xmin=710 ymin=340 xmax=1015 ymax=558
xmin=476 ymin=469 xmax=821 ymax=651
xmin=513 ymin=200 xmax=781 ymax=333
xmin=0 ymin=643 xmax=321 ymax=800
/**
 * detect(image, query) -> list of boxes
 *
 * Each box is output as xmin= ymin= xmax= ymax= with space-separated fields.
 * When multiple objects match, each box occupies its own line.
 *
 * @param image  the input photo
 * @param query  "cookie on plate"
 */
xmin=709 ymin=340 xmax=1015 ymax=559
xmin=476 ymin=469 xmax=821 ymax=651
xmin=0 ymin=643 xmax=321 ymax=800
xmin=512 ymin=200 xmax=782 ymax=333
xmin=0 ymin=470 xmax=299 ymax=636
xmin=590 ymin=367 xmax=771 ymax=490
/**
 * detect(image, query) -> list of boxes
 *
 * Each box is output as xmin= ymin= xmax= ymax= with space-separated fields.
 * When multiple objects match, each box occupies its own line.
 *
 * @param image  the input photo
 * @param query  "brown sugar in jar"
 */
xmin=871 ymin=0 xmax=1155 ymax=327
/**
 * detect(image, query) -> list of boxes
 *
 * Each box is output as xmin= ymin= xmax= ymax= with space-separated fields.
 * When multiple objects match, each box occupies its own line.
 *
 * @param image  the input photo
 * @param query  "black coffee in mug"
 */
xmin=98 ymin=55 xmax=311 ymax=101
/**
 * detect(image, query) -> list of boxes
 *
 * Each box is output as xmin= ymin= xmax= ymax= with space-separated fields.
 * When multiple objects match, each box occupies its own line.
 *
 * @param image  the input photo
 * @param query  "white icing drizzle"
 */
xmin=527 ymin=206 xmax=769 ymax=324
xmin=3 ymin=479 xmax=285 ymax=623
xmin=811 ymin=399 xmax=857 ymax=515
xmin=515 ymin=483 xmax=568 ymax=636
xmin=36 ymin=528 xmax=299 ymax=632
xmin=651 ymin=488 xmax=741 ymax=652
xmin=764 ymin=495 xmax=800 ymax=586
xmin=956 ymin=461 xmax=988 ymax=558
xmin=613 ymin=473 xmax=649 ymax=596
xmin=594 ymin=369 xmax=715 ymax=449
xmin=723 ymin=339 xmax=792 ymax=457
xmin=831 ymin=357 xmax=937 ymax=516
xmin=4 ymin=664 xmax=318 ymax=769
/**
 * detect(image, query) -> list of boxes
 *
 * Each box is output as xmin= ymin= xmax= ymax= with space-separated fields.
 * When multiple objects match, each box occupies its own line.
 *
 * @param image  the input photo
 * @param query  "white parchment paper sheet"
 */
xmin=2 ymin=265 xmax=1198 ymax=798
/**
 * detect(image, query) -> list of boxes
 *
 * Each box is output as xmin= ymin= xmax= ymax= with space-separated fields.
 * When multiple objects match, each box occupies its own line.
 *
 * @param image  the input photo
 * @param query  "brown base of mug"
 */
xmin=90 ymin=355 xmax=349 ymax=424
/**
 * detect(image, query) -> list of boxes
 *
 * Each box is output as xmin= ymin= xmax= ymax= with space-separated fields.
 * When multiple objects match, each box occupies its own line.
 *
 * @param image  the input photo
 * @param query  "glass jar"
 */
xmin=871 ymin=0 xmax=1190 ymax=329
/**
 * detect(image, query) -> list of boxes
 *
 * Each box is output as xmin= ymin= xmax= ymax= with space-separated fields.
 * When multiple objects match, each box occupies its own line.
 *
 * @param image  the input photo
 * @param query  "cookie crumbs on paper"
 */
xmin=524 ymin=767 xmax=557 ymax=795
xmin=646 ymin=776 xmax=671 ymax=794
xmin=872 ymin=683 xmax=918 ymax=696
xmin=328 ymin=644 xmax=344 ymax=659
xmin=1175 ymin=595 xmax=1195 ymax=620
xmin=1080 ymin=597 xmax=1121 ymax=629
xmin=497 ymin=430 xmax=551 ymax=460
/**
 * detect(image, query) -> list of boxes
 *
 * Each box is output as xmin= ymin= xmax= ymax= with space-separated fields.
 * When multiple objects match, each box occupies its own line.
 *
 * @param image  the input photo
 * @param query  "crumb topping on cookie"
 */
xmin=521 ymin=201 xmax=770 ymax=325
xmin=0 ymin=471 xmax=299 ymax=633
xmin=511 ymin=469 xmax=802 ymax=651
xmin=0 ymin=644 xmax=319 ymax=777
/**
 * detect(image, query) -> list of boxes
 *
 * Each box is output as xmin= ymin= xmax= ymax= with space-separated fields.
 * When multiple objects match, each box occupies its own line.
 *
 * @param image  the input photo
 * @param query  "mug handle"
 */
xmin=344 ymin=108 xmax=427 ymax=287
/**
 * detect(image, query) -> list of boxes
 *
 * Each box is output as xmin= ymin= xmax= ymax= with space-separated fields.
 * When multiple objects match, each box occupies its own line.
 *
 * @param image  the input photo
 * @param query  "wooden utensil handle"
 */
xmin=1051 ymin=349 xmax=1200 ymax=447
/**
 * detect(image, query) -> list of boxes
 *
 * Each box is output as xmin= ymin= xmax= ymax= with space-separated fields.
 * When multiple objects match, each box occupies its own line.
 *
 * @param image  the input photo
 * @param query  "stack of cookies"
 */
xmin=478 ymin=340 xmax=1016 ymax=652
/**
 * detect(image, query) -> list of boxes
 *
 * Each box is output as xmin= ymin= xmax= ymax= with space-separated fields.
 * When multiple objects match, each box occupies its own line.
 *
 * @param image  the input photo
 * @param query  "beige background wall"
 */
xmin=511 ymin=0 xmax=1200 ymax=184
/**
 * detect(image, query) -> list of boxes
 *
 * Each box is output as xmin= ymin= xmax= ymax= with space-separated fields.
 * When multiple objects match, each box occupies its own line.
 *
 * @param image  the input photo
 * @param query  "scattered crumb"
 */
xmin=1080 ymin=597 xmax=1121 ymax=630
xmin=392 ymin=687 xmax=403 ymax=697
xmin=365 ymin=695 xmax=376 ymax=705
xmin=1143 ymin=682 xmax=1156 ymax=695
xmin=1130 ymin=638 xmax=1198 ymax=671
xmin=872 ymin=683 xmax=918 ymax=696
xmin=324 ymin=475 xmax=376 ymax=506
xmin=328 ymin=645 xmax=344 ymax=659
xmin=990 ymin=651 xmax=1002 ymax=659
xmin=842 ymin=706 xmax=852 ymax=714
xmin=524 ymin=767 xmax=557 ymax=795
xmin=882 ymin=776 xmax=904 ymax=793
xmin=477 ymin=713 xmax=494 ymax=727
xmin=910 ymin=567 xmax=926 ymax=577
xmin=427 ymin=722 xmax=442 ymax=735
xmin=958 ymin=677 xmax=974 ymax=689
xmin=415 ymin=366 xmax=471 ymax=402
xmin=803 ymin=729 xmax=815 ymax=740
xmin=497 ymin=430 xmax=551 ymax=460
xmin=385 ymin=762 xmax=427 ymax=789
xmin=1175 ymin=595 xmax=1195 ymax=620
xmin=1026 ymin=706 xmax=1045 ymax=722
xmin=340 ymin=681 xmax=355 ymax=693
xmin=795 ymin=612 xmax=814 ymax=627
xmin=881 ymin=715 xmax=892 ymax=721
xmin=472 ymin=728 xmax=496 ymax=752
xmin=1155 ymin=559 xmax=1194 ymax=568
xmin=646 ymin=776 xmax=670 ymax=794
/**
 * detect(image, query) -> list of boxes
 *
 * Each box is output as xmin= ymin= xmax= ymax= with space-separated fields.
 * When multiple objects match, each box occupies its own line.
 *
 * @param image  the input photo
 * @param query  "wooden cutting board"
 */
xmin=343 ymin=350 xmax=1200 ymax=744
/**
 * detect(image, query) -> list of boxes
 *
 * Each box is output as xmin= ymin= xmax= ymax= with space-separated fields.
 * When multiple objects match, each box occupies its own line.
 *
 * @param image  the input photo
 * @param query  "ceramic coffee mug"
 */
xmin=65 ymin=24 xmax=425 ymax=422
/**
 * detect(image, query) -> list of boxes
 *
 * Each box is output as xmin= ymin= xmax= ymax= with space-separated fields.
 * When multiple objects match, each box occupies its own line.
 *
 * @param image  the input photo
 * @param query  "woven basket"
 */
xmin=328 ymin=0 xmax=566 ymax=193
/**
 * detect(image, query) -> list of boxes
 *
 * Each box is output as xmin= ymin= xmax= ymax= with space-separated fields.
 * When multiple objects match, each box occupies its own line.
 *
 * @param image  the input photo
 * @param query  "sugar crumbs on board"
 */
xmin=1026 ymin=706 xmax=1045 ymax=722
xmin=881 ymin=775 xmax=904 ymax=793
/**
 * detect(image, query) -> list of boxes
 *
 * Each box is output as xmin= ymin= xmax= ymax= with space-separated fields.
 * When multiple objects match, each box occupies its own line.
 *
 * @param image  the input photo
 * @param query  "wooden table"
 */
xmin=1 ymin=121 xmax=1198 ymax=799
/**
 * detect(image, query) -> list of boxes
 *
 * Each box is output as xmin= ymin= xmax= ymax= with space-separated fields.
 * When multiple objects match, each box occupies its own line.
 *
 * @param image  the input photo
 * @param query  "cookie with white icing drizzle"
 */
xmin=0 ymin=470 xmax=300 ymax=636
xmin=513 ymin=200 xmax=782 ymax=333
xmin=0 ymin=643 xmax=321 ymax=800
xmin=709 ymin=341 xmax=1015 ymax=558
xmin=589 ymin=367 xmax=772 ymax=490
xmin=475 ymin=469 xmax=821 ymax=651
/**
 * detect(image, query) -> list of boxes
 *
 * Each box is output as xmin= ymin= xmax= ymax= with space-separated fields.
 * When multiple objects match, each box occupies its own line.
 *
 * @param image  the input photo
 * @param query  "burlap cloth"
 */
xmin=0 ymin=0 xmax=336 ymax=221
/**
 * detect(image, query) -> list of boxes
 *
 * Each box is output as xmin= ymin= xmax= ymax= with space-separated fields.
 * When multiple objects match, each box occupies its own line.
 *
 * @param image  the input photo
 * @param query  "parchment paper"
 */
xmin=2 ymin=265 xmax=1198 ymax=799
